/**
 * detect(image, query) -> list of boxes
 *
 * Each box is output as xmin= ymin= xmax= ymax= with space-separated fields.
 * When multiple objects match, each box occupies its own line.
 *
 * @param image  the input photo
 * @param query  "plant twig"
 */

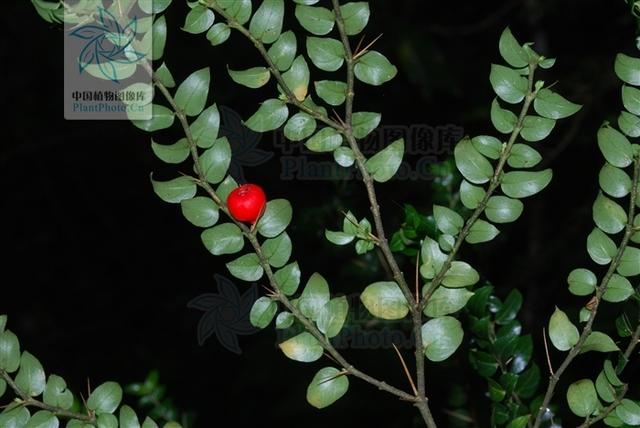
xmin=392 ymin=343 xmax=419 ymax=396
xmin=420 ymin=62 xmax=539 ymax=311
xmin=576 ymin=384 xmax=629 ymax=428
xmin=0 ymin=369 xmax=97 ymax=425
xmin=531 ymin=154 xmax=640 ymax=428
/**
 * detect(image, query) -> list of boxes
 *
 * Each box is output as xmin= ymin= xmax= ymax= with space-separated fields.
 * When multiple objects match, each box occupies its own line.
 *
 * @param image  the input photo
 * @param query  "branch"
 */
xmin=420 ymin=63 xmax=539 ymax=311
xmin=576 ymin=384 xmax=629 ymax=428
xmin=330 ymin=2 xmax=436 ymax=427
xmin=205 ymin=0 xmax=342 ymax=130
xmin=152 ymin=76 xmax=417 ymax=404
xmin=0 ymin=369 xmax=97 ymax=425
xmin=531 ymin=154 xmax=640 ymax=428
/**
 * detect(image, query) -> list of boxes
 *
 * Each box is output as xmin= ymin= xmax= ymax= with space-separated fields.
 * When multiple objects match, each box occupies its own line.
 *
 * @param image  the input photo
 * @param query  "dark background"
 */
xmin=1 ymin=0 xmax=638 ymax=426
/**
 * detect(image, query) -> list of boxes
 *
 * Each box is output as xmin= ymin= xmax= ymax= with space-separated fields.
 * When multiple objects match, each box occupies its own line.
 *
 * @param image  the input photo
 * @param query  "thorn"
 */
xmin=353 ymin=33 xmax=384 ymax=60
xmin=318 ymin=369 xmax=349 ymax=385
xmin=542 ymin=328 xmax=554 ymax=376
xmin=392 ymin=343 xmax=418 ymax=396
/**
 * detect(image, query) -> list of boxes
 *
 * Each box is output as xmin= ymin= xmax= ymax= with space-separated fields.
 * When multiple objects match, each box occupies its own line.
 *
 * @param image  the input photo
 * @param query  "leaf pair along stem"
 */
xmin=0 ymin=368 xmax=97 ymax=425
xmin=532 ymin=154 xmax=640 ymax=428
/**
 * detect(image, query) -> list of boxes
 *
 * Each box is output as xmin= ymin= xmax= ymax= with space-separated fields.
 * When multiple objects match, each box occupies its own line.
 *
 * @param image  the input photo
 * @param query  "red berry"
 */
xmin=227 ymin=184 xmax=267 ymax=224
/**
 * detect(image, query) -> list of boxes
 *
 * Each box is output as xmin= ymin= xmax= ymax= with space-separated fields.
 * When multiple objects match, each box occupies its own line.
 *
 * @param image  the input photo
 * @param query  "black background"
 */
xmin=1 ymin=0 xmax=639 ymax=426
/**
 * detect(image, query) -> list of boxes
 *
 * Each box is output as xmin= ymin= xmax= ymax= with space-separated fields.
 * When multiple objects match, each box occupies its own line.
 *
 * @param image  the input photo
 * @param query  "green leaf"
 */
xmin=501 ymin=169 xmax=553 ymax=198
xmin=306 ymin=367 xmax=349 ymax=409
xmin=495 ymin=289 xmax=523 ymax=325
xmin=0 ymin=378 xmax=5 ymax=398
xmin=549 ymin=307 xmax=579 ymax=351
xmin=201 ymin=223 xmax=244 ymax=255
xmin=151 ymin=138 xmax=189 ymax=164
xmin=284 ymin=113 xmax=317 ymax=141
xmin=25 ymin=410 xmax=58 ymax=428
xmin=276 ymin=311 xmax=294 ymax=329
xmin=218 ymin=0 xmax=252 ymax=24
xmin=507 ymin=144 xmax=542 ymax=168
xmin=617 ymin=399 xmax=640 ymax=425
xmin=469 ymin=349 xmax=499 ymax=377
xmin=433 ymin=205 xmax=464 ymax=235
xmin=317 ymin=297 xmax=349 ymax=338
xmin=325 ymin=230 xmax=355 ymax=245
xmin=567 ymin=380 xmax=599 ymax=418
xmin=485 ymin=196 xmax=524 ymax=223
xmin=131 ymin=104 xmax=175 ymax=132
xmin=361 ymin=281 xmax=409 ymax=320
xmin=587 ymin=227 xmax=618 ymax=265
xmin=599 ymin=163 xmax=632 ymax=198
xmin=490 ymin=64 xmax=528 ymax=104
xmin=250 ymin=297 xmax=278 ymax=329
xmin=245 ymin=99 xmax=289 ymax=132
xmin=0 ymin=330 xmax=21 ymax=372
xmin=334 ymin=147 xmax=355 ymax=167
xmin=174 ymin=68 xmax=210 ymax=116
xmin=279 ymin=332 xmax=323 ymax=362
xmin=206 ymin=23 xmax=231 ymax=46
xmin=15 ymin=352 xmax=46 ymax=397
xmin=119 ymin=405 xmax=140 ymax=428
xmin=216 ymin=175 xmax=238 ymax=201
xmin=305 ymin=127 xmax=343 ymax=152
xmin=151 ymin=175 xmax=196 ymax=204
xmin=597 ymin=125 xmax=634 ymax=168
xmin=454 ymin=137 xmax=494 ymax=185
xmin=352 ymin=112 xmax=381 ymax=139
xmin=622 ymin=85 xmax=640 ymax=115
xmin=295 ymin=5 xmax=334 ymax=36
xmin=0 ymin=407 xmax=30 ymax=427
xmin=199 ymin=137 xmax=231 ymax=184
xmin=154 ymin=63 xmax=175 ymax=88
xmin=152 ymin=16 xmax=167 ymax=61
xmin=424 ymin=287 xmax=474 ymax=317
xmin=43 ymin=375 xmax=74 ymax=410
xmin=603 ymin=274 xmax=634 ymax=303
xmin=617 ymin=246 xmax=640 ymax=277
xmin=282 ymin=56 xmax=310 ymax=101
xmin=596 ymin=371 xmax=616 ymax=403
xmin=0 ymin=315 xmax=5 ymax=333
xmin=488 ymin=378 xmax=506 ymax=402
xmin=593 ymin=193 xmax=627 ymax=234
xmin=87 ymin=382 xmax=122 ymax=414
xmin=306 ymin=37 xmax=345 ymax=72
xmin=567 ymin=268 xmax=597 ymax=296
xmin=274 ymin=262 xmax=301 ymax=296
xmin=520 ymin=116 xmax=556 ymax=142
xmin=268 ymin=31 xmax=297 ymax=71
xmin=315 ymin=80 xmax=347 ymax=106
xmin=491 ymin=98 xmax=517 ymax=134
xmin=472 ymin=135 xmax=502 ymax=160
xmin=466 ymin=219 xmax=500 ymax=244
xmin=249 ymin=0 xmax=284 ymax=43
xmin=226 ymin=254 xmax=264 ymax=281
xmin=498 ymin=27 xmax=528 ymax=68
xmin=460 ymin=180 xmax=486 ymax=209
xmin=257 ymin=199 xmax=293 ymax=238
xmin=354 ymin=51 xmax=398 ymax=86
xmin=355 ymin=239 xmax=374 ymax=254
xmin=228 ymin=67 xmax=271 ymax=89
xmin=615 ymin=53 xmax=640 ymax=86
xmin=299 ymin=273 xmax=330 ymax=320
xmin=580 ymin=331 xmax=620 ymax=353
xmin=534 ymin=88 xmax=582 ymax=119
xmin=365 ymin=138 xmax=404 ymax=183
xmin=604 ymin=360 xmax=624 ymax=386
xmin=421 ymin=316 xmax=464 ymax=362
xmin=181 ymin=197 xmax=219 ymax=228
xmin=506 ymin=416 xmax=531 ymax=428
xmin=190 ymin=104 xmax=220 ymax=149
xmin=262 ymin=232 xmax=293 ymax=268
xmin=420 ymin=237 xmax=447 ymax=279
xmin=442 ymin=261 xmax=480 ymax=288
xmin=141 ymin=417 xmax=158 ymax=428
xmin=182 ymin=5 xmax=214 ymax=34
xmin=618 ymin=111 xmax=640 ymax=138
xmin=341 ymin=2 xmax=370 ymax=35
